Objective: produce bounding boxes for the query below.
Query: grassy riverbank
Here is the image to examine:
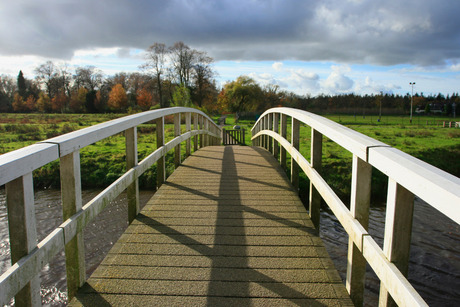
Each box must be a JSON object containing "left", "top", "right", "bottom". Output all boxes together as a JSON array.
[{"left": 1, "top": 113, "right": 459, "bottom": 204}]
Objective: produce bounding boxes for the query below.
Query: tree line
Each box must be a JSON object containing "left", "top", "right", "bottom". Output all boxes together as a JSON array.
[{"left": 1, "top": 41, "right": 459, "bottom": 116}]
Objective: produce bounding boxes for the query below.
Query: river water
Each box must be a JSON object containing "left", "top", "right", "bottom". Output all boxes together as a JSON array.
[{"left": 0, "top": 189, "right": 459, "bottom": 306}]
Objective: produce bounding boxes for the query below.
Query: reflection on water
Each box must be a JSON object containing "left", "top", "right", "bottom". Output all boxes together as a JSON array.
[
  {"left": 0, "top": 189, "right": 459, "bottom": 306},
  {"left": 0, "top": 188, "right": 154, "bottom": 306},
  {"left": 320, "top": 198, "right": 460, "bottom": 307}
]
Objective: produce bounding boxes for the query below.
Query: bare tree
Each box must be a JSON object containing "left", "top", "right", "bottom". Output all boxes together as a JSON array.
[
  {"left": 169, "top": 41, "right": 197, "bottom": 88},
  {"left": 141, "top": 43, "right": 169, "bottom": 108},
  {"left": 74, "top": 66, "right": 104, "bottom": 91},
  {"left": 193, "top": 51, "right": 214, "bottom": 107}
]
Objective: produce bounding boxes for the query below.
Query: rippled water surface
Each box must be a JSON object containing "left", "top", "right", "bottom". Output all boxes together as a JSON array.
[{"left": 0, "top": 190, "right": 459, "bottom": 306}]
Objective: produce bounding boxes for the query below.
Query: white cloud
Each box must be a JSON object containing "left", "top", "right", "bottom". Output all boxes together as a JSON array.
[{"left": 272, "top": 62, "right": 283, "bottom": 71}]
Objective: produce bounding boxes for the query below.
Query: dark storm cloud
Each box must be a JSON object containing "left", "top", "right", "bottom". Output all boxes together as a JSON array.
[{"left": 1, "top": 0, "right": 459, "bottom": 66}]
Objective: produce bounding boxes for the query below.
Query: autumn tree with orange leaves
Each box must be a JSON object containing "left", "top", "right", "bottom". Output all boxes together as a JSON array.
[{"left": 108, "top": 84, "right": 128, "bottom": 111}]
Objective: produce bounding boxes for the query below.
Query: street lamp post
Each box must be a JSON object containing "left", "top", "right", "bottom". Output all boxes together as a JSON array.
[{"left": 410, "top": 82, "right": 416, "bottom": 123}]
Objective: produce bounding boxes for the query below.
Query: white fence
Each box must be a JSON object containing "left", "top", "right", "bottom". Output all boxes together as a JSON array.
[
  {"left": 251, "top": 107, "right": 460, "bottom": 307},
  {"left": 0, "top": 107, "right": 221, "bottom": 306}
]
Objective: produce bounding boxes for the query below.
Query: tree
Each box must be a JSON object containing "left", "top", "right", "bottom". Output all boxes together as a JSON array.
[
  {"left": 51, "top": 91, "right": 67, "bottom": 113},
  {"left": 218, "top": 76, "right": 264, "bottom": 113},
  {"left": 36, "top": 92, "right": 51, "bottom": 113},
  {"left": 35, "top": 61, "right": 57, "bottom": 98},
  {"left": 17, "top": 70, "right": 27, "bottom": 98},
  {"left": 192, "top": 51, "right": 214, "bottom": 108},
  {"left": 12, "top": 93, "right": 25, "bottom": 112},
  {"left": 108, "top": 84, "right": 128, "bottom": 111},
  {"left": 141, "top": 43, "right": 169, "bottom": 108},
  {"left": 70, "top": 87, "right": 88, "bottom": 113},
  {"left": 171, "top": 84, "right": 191, "bottom": 107},
  {"left": 0, "top": 74, "right": 16, "bottom": 112},
  {"left": 74, "top": 66, "right": 103, "bottom": 91},
  {"left": 136, "top": 88, "right": 154, "bottom": 110},
  {"left": 169, "top": 41, "right": 196, "bottom": 88}
]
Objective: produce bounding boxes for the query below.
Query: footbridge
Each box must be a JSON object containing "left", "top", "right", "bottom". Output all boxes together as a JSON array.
[{"left": 0, "top": 107, "right": 459, "bottom": 306}]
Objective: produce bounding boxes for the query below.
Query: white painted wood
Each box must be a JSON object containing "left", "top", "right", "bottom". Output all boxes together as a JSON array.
[
  {"left": 346, "top": 155, "right": 372, "bottom": 306},
  {"left": 368, "top": 146, "right": 460, "bottom": 224},
  {"left": 310, "top": 128, "right": 322, "bottom": 229},
  {"left": 273, "top": 113, "right": 279, "bottom": 159},
  {"left": 60, "top": 151, "right": 86, "bottom": 299},
  {"left": 193, "top": 113, "right": 198, "bottom": 151},
  {"left": 253, "top": 107, "right": 387, "bottom": 161},
  {"left": 254, "top": 129, "right": 429, "bottom": 307},
  {"left": 363, "top": 236, "right": 427, "bottom": 307},
  {"left": 174, "top": 113, "right": 181, "bottom": 168},
  {"left": 291, "top": 118, "right": 300, "bottom": 192},
  {"left": 379, "top": 179, "right": 414, "bottom": 307},
  {"left": 42, "top": 107, "right": 220, "bottom": 157},
  {"left": 280, "top": 114, "right": 287, "bottom": 169},
  {"left": 0, "top": 143, "right": 59, "bottom": 186},
  {"left": 5, "top": 173, "right": 41, "bottom": 307},
  {"left": 125, "top": 127, "right": 139, "bottom": 224},
  {"left": 186, "top": 112, "right": 191, "bottom": 156},
  {"left": 156, "top": 117, "right": 165, "bottom": 188}
]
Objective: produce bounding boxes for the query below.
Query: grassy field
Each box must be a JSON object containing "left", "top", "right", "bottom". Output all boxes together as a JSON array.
[{"left": 1, "top": 112, "right": 459, "bottom": 204}]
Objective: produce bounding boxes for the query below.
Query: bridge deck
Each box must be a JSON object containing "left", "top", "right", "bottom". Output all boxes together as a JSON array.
[{"left": 70, "top": 146, "right": 352, "bottom": 306}]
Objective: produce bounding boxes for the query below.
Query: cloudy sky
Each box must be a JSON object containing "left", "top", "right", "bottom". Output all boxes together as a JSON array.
[{"left": 1, "top": 0, "right": 459, "bottom": 96}]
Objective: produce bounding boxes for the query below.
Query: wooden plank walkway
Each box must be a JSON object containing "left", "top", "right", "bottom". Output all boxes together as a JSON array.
[{"left": 70, "top": 146, "right": 353, "bottom": 306}]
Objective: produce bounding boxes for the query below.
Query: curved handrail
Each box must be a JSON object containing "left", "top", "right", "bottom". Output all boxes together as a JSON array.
[
  {"left": 0, "top": 107, "right": 221, "bottom": 305},
  {"left": 251, "top": 107, "right": 460, "bottom": 307}
]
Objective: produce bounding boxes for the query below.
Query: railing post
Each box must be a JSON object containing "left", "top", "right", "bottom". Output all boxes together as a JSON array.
[
  {"left": 156, "top": 117, "right": 165, "bottom": 188},
  {"left": 273, "top": 113, "right": 279, "bottom": 159},
  {"left": 260, "top": 117, "right": 265, "bottom": 148},
  {"left": 346, "top": 155, "right": 372, "bottom": 306},
  {"left": 310, "top": 128, "right": 322, "bottom": 228},
  {"left": 174, "top": 113, "right": 181, "bottom": 168},
  {"left": 5, "top": 173, "right": 41, "bottom": 307},
  {"left": 186, "top": 112, "right": 191, "bottom": 156},
  {"left": 268, "top": 113, "right": 273, "bottom": 153},
  {"left": 379, "top": 178, "right": 414, "bottom": 307},
  {"left": 194, "top": 113, "right": 198, "bottom": 151},
  {"left": 204, "top": 119, "right": 209, "bottom": 147},
  {"left": 126, "top": 127, "right": 139, "bottom": 224},
  {"left": 199, "top": 115, "right": 203, "bottom": 148},
  {"left": 280, "top": 114, "right": 287, "bottom": 169},
  {"left": 291, "top": 117, "right": 300, "bottom": 192},
  {"left": 242, "top": 128, "right": 245, "bottom": 145},
  {"left": 60, "top": 150, "right": 86, "bottom": 299}
]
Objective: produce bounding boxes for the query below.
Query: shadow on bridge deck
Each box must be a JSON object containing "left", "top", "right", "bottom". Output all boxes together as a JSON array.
[{"left": 70, "top": 146, "right": 352, "bottom": 306}]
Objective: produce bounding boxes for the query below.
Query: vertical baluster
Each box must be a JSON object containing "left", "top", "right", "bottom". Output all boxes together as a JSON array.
[
  {"left": 126, "top": 127, "right": 139, "bottom": 224},
  {"left": 260, "top": 117, "right": 265, "bottom": 148},
  {"left": 379, "top": 179, "right": 414, "bottom": 307},
  {"left": 6, "top": 173, "right": 41, "bottom": 306},
  {"left": 310, "top": 128, "right": 322, "bottom": 229},
  {"left": 174, "top": 113, "right": 181, "bottom": 168},
  {"left": 346, "top": 155, "right": 372, "bottom": 306},
  {"left": 204, "top": 119, "right": 209, "bottom": 147},
  {"left": 156, "top": 117, "right": 165, "bottom": 188},
  {"left": 291, "top": 118, "right": 300, "bottom": 192},
  {"left": 280, "top": 114, "right": 287, "bottom": 169},
  {"left": 186, "top": 112, "right": 191, "bottom": 156},
  {"left": 193, "top": 113, "right": 198, "bottom": 151},
  {"left": 242, "top": 128, "right": 245, "bottom": 145},
  {"left": 268, "top": 113, "right": 273, "bottom": 153},
  {"left": 60, "top": 151, "right": 85, "bottom": 299},
  {"left": 199, "top": 115, "right": 203, "bottom": 148},
  {"left": 273, "top": 113, "right": 279, "bottom": 159}
]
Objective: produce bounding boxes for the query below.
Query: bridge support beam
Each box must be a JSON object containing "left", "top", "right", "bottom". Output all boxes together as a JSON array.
[
  {"left": 379, "top": 179, "right": 414, "bottom": 307},
  {"left": 6, "top": 173, "right": 41, "bottom": 307},
  {"left": 60, "top": 151, "right": 86, "bottom": 299},
  {"left": 346, "top": 155, "right": 372, "bottom": 306},
  {"left": 126, "top": 127, "right": 139, "bottom": 224}
]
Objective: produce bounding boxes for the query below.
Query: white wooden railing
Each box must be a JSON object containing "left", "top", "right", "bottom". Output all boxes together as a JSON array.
[
  {"left": 251, "top": 107, "right": 460, "bottom": 307},
  {"left": 0, "top": 107, "right": 221, "bottom": 306}
]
